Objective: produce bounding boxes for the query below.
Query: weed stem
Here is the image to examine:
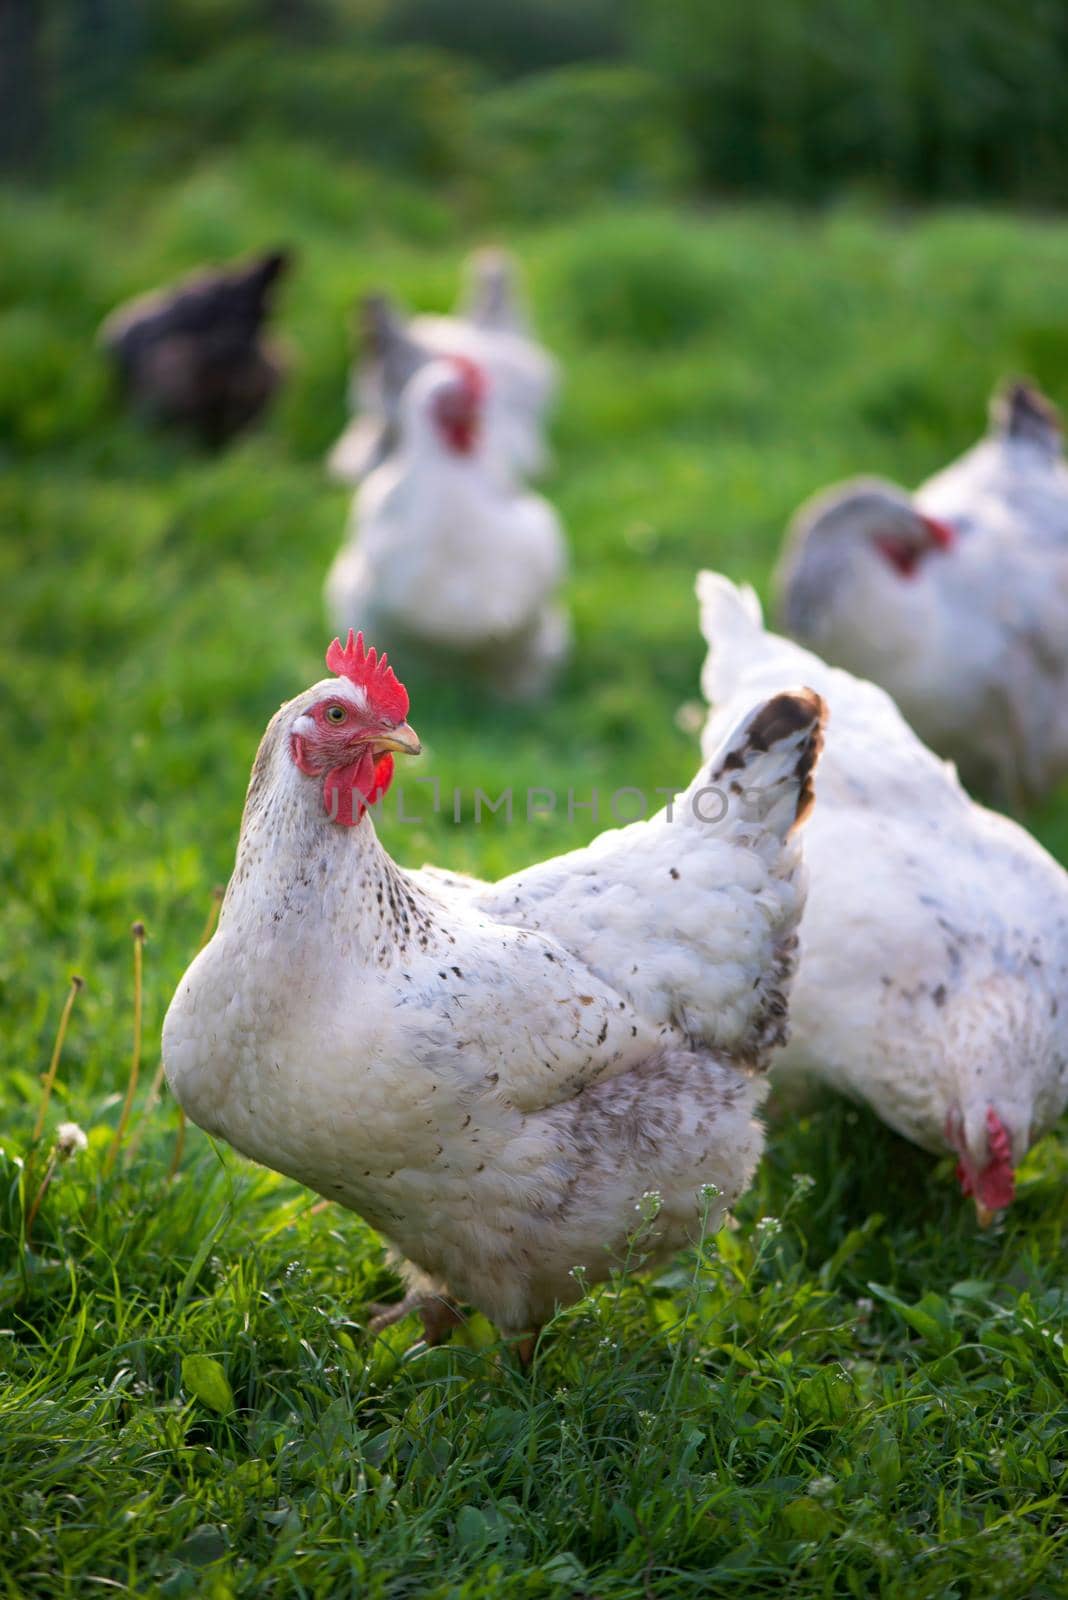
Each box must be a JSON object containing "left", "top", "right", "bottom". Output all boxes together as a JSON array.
[
  {"left": 105, "top": 923, "right": 145, "bottom": 1176},
  {"left": 31, "top": 975, "right": 84, "bottom": 1145}
]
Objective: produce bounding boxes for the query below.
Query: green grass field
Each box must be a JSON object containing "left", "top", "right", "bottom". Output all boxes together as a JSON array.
[{"left": 3, "top": 153, "right": 1068, "bottom": 1597}]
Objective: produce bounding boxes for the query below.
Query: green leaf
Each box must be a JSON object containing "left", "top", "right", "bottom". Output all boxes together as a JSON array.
[
  {"left": 795, "top": 1368, "right": 855, "bottom": 1424},
  {"left": 818, "top": 1214, "right": 884, "bottom": 1288},
  {"left": 177, "top": 1524, "right": 228, "bottom": 1566},
  {"left": 869, "top": 1423, "right": 901, "bottom": 1496},
  {"left": 542, "top": 1551, "right": 587, "bottom": 1586},
  {"left": 611, "top": 1499, "right": 639, "bottom": 1536},
  {"left": 782, "top": 1497, "right": 836, "bottom": 1539},
  {"left": 868, "top": 1284, "right": 961, "bottom": 1355},
  {"left": 455, "top": 1505, "right": 493, "bottom": 1551},
  {"left": 181, "top": 1354, "right": 234, "bottom": 1415}
]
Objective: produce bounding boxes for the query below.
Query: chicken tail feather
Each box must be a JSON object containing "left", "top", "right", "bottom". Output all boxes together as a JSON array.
[
  {"left": 696, "top": 571, "right": 766, "bottom": 706},
  {"left": 704, "top": 687, "right": 826, "bottom": 837},
  {"left": 990, "top": 377, "right": 1062, "bottom": 457}
]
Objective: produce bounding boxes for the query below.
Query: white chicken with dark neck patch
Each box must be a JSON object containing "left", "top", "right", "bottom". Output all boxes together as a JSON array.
[
  {"left": 163, "top": 630, "right": 826, "bottom": 1347},
  {"left": 775, "top": 380, "right": 1068, "bottom": 803},
  {"left": 699, "top": 571, "right": 1068, "bottom": 1224},
  {"left": 326, "top": 357, "right": 569, "bottom": 699},
  {"left": 328, "top": 251, "right": 557, "bottom": 486}
]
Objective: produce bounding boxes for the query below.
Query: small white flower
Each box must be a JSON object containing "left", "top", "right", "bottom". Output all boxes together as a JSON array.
[
  {"left": 808, "top": 1474, "right": 836, "bottom": 1499},
  {"left": 54, "top": 1122, "right": 88, "bottom": 1160}
]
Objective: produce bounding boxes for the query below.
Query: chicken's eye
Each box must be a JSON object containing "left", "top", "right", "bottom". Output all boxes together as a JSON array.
[{"left": 325, "top": 705, "right": 347, "bottom": 724}]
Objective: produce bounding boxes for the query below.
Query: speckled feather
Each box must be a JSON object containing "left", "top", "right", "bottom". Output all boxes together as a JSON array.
[
  {"left": 327, "top": 253, "right": 557, "bottom": 487},
  {"left": 163, "top": 671, "right": 823, "bottom": 1332},
  {"left": 699, "top": 572, "right": 1068, "bottom": 1206},
  {"left": 326, "top": 360, "right": 569, "bottom": 698},
  {"left": 774, "top": 380, "right": 1068, "bottom": 803}
]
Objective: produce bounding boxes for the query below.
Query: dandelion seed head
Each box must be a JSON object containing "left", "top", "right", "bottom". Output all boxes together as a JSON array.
[{"left": 54, "top": 1122, "right": 88, "bottom": 1160}]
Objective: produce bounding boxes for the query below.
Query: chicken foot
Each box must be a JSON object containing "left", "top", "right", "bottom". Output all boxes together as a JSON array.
[{"left": 366, "top": 1291, "right": 466, "bottom": 1345}]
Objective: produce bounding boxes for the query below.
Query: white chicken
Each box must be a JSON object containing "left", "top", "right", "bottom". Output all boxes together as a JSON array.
[
  {"left": 774, "top": 380, "right": 1068, "bottom": 803},
  {"left": 327, "top": 251, "right": 557, "bottom": 486},
  {"left": 163, "top": 630, "right": 826, "bottom": 1345},
  {"left": 325, "top": 356, "right": 570, "bottom": 700},
  {"left": 457, "top": 246, "right": 537, "bottom": 339},
  {"left": 699, "top": 571, "right": 1068, "bottom": 1223}
]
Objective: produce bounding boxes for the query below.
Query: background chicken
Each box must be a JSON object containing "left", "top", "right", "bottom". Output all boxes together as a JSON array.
[
  {"left": 327, "top": 250, "right": 557, "bottom": 486},
  {"left": 325, "top": 356, "right": 570, "bottom": 699},
  {"left": 774, "top": 379, "right": 1068, "bottom": 803},
  {"left": 99, "top": 249, "right": 291, "bottom": 447},
  {"left": 699, "top": 572, "right": 1068, "bottom": 1222},
  {"left": 455, "top": 247, "right": 537, "bottom": 340},
  {"left": 163, "top": 631, "right": 825, "bottom": 1345}
]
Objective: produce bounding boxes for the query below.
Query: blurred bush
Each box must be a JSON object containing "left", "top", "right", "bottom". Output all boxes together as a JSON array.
[
  {"left": 8, "top": 0, "right": 1068, "bottom": 206},
  {"left": 381, "top": 0, "right": 623, "bottom": 75},
  {"left": 634, "top": 0, "right": 1068, "bottom": 204},
  {"left": 473, "top": 66, "right": 692, "bottom": 217},
  {"left": 556, "top": 214, "right": 723, "bottom": 346},
  {"left": 123, "top": 42, "right": 474, "bottom": 179},
  {"left": 0, "top": 308, "right": 110, "bottom": 449}
]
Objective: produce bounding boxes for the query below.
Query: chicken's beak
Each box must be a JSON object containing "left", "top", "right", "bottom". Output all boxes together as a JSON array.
[
  {"left": 372, "top": 722, "right": 421, "bottom": 757},
  {"left": 974, "top": 1200, "right": 996, "bottom": 1228}
]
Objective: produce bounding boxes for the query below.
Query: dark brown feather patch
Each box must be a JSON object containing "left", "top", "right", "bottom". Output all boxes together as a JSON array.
[
  {"left": 743, "top": 688, "right": 827, "bottom": 832},
  {"left": 991, "top": 378, "right": 1062, "bottom": 453}
]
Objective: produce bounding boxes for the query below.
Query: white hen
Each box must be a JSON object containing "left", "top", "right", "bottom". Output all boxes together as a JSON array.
[
  {"left": 328, "top": 252, "right": 557, "bottom": 486},
  {"left": 775, "top": 380, "right": 1068, "bottom": 802},
  {"left": 699, "top": 572, "right": 1068, "bottom": 1223},
  {"left": 325, "top": 357, "right": 569, "bottom": 699},
  {"left": 163, "top": 630, "right": 825, "bottom": 1343}
]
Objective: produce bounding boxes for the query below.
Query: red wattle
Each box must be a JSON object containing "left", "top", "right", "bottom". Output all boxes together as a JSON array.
[
  {"left": 323, "top": 751, "right": 395, "bottom": 826},
  {"left": 976, "top": 1108, "right": 1015, "bottom": 1210},
  {"left": 441, "top": 415, "right": 479, "bottom": 454},
  {"left": 875, "top": 535, "right": 922, "bottom": 579},
  {"left": 953, "top": 1108, "right": 1016, "bottom": 1212}
]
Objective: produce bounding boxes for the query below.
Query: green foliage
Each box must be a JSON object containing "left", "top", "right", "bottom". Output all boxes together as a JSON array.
[
  {"left": 474, "top": 65, "right": 693, "bottom": 219},
  {"left": 22, "top": 0, "right": 1068, "bottom": 204},
  {"left": 552, "top": 211, "right": 725, "bottom": 346},
  {"left": 382, "top": 0, "right": 624, "bottom": 75},
  {"left": 3, "top": 163, "right": 1068, "bottom": 1595},
  {"left": 635, "top": 0, "right": 1068, "bottom": 203},
  {"left": 125, "top": 41, "right": 475, "bottom": 179}
]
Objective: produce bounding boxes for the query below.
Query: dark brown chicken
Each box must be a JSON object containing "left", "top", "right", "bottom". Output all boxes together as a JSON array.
[{"left": 99, "top": 250, "right": 291, "bottom": 447}]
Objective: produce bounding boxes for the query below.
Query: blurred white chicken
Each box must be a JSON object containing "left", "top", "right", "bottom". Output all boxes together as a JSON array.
[
  {"left": 163, "top": 630, "right": 826, "bottom": 1345},
  {"left": 328, "top": 250, "right": 557, "bottom": 485},
  {"left": 326, "top": 356, "right": 570, "bottom": 699},
  {"left": 699, "top": 572, "right": 1068, "bottom": 1223},
  {"left": 775, "top": 380, "right": 1068, "bottom": 803}
]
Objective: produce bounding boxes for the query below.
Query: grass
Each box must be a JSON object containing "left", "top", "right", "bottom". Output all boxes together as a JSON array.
[{"left": 2, "top": 148, "right": 1068, "bottom": 1596}]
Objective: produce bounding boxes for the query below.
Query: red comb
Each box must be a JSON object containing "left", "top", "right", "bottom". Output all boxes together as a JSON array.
[
  {"left": 449, "top": 354, "right": 487, "bottom": 400},
  {"left": 325, "top": 630, "right": 409, "bottom": 722},
  {"left": 985, "top": 1107, "right": 1012, "bottom": 1166}
]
